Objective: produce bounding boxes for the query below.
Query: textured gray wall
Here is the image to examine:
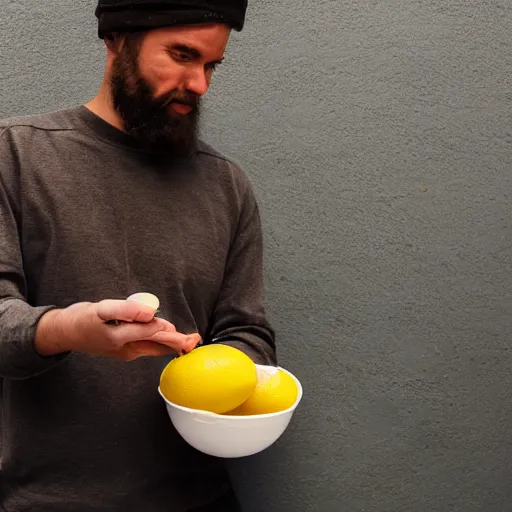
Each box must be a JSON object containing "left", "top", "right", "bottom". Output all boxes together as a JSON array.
[{"left": 2, "top": 1, "right": 512, "bottom": 511}]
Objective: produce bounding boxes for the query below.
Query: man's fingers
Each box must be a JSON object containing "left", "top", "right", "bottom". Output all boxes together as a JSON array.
[
  {"left": 103, "top": 342, "right": 178, "bottom": 361},
  {"left": 105, "top": 334, "right": 202, "bottom": 361},
  {"left": 94, "top": 298, "right": 200, "bottom": 355},
  {"left": 124, "top": 336, "right": 200, "bottom": 360},
  {"left": 145, "top": 330, "right": 194, "bottom": 350},
  {"left": 104, "top": 319, "right": 179, "bottom": 347},
  {"left": 183, "top": 333, "right": 202, "bottom": 352},
  {"left": 152, "top": 318, "right": 177, "bottom": 333},
  {"left": 96, "top": 299, "right": 158, "bottom": 324},
  {"left": 124, "top": 341, "right": 178, "bottom": 358}
]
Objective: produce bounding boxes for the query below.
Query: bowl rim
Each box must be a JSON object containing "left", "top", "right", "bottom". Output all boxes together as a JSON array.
[{"left": 158, "top": 364, "right": 303, "bottom": 420}]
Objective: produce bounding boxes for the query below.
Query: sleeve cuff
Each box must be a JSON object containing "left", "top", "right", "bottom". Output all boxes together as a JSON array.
[{"left": 0, "top": 300, "right": 70, "bottom": 380}]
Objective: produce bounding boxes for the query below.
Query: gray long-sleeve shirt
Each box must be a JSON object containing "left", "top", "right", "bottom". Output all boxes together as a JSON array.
[{"left": 0, "top": 106, "right": 276, "bottom": 511}]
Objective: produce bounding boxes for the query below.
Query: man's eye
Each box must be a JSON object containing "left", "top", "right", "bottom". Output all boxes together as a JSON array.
[
  {"left": 206, "top": 63, "right": 218, "bottom": 72},
  {"left": 172, "top": 52, "right": 192, "bottom": 62}
]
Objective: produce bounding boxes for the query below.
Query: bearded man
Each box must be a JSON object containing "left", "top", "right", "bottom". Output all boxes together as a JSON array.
[{"left": 0, "top": 1, "right": 276, "bottom": 510}]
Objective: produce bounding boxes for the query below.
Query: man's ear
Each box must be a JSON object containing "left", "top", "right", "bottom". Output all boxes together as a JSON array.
[{"left": 104, "top": 33, "right": 124, "bottom": 54}]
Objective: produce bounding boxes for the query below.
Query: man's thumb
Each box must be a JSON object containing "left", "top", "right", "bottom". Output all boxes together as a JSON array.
[{"left": 96, "top": 299, "right": 157, "bottom": 324}]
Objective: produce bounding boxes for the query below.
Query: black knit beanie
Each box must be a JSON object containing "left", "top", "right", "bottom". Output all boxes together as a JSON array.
[{"left": 95, "top": 0, "right": 248, "bottom": 39}]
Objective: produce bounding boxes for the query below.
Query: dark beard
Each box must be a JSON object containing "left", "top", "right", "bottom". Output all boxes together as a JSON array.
[{"left": 110, "top": 41, "right": 200, "bottom": 155}]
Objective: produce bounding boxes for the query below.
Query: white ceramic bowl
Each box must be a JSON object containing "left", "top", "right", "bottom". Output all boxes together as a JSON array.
[{"left": 158, "top": 364, "right": 303, "bottom": 458}]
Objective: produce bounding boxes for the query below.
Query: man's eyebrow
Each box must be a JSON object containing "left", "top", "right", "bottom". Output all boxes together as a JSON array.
[
  {"left": 170, "top": 44, "right": 201, "bottom": 59},
  {"left": 168, "top": 44, "right": 225, "bottom": 65}
]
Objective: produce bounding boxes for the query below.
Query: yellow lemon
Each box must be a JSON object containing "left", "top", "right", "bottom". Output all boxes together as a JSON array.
[
  {"left": 159, "top": 344, "right": 257, "bottom": 414},
  {"left": 227, "top": 368, "right": 298, "bottom": 415}
]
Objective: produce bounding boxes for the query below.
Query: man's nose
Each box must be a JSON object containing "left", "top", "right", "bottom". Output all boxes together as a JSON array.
[{"left": 184, "top": 67, "right": 210, "bottom": 97}]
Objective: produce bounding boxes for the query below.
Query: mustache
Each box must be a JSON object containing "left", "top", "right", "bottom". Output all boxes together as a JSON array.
[{"left": 159, "top": 91, "right": 200, "bottom": 109}]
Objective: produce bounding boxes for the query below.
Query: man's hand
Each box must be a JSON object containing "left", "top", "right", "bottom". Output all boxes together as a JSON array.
[{"left": 34, "top": 299, "right": 200, "bottom": 361}]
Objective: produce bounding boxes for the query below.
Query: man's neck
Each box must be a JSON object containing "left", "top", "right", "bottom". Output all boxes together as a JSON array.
[{"left": 84, "top": 81, "right": 126, "bottom": 133}]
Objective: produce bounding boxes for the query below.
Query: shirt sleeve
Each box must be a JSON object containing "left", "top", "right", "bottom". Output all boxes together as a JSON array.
[
  {"left": 207, "top": 173, "right": 277, "bottom": 366},
  {"left": 0, "top": 128, "right": 68, "bottom": 380}
]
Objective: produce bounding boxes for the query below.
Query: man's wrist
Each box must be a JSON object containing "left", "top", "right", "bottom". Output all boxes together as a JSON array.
[{"left": 34, "top": 308, "right": 72, "bottom": 357}]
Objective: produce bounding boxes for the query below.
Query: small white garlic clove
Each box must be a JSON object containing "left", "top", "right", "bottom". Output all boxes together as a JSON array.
[{"left": 126, "top": 292, "right": 160, "bottom": 311}]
